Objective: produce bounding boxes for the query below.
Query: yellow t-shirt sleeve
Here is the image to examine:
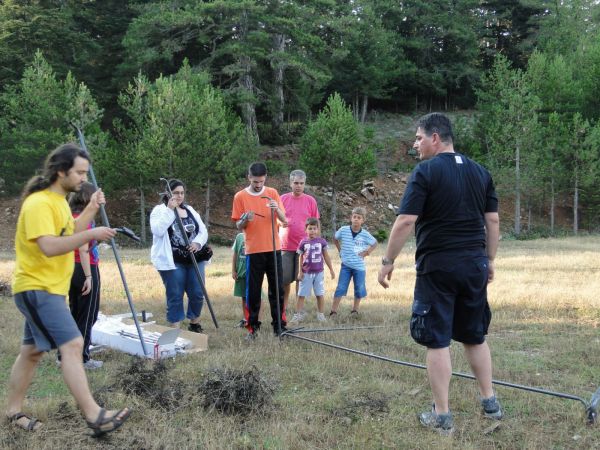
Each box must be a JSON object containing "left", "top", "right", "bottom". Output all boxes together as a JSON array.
[{"left": 22, "top": 198, "right": 63, "bottom": 241}]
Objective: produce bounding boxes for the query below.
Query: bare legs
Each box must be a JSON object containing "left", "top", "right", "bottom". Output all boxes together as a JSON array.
[
  {"left": 330, "top": 296, "right": 362, "bottom": 314},
  {"left": 330, "top": 296, "right": 342, "bottom": 313},
  {"left": 7, "top": 345, "right": 44, "bottom": 427},
  {"left": 464, "top": 342, "right": 494, "bottom": 399},
  {"left": 6, "top": 338, "right": 128, "bottom": 427},
  {"left": 425, "top": 341, "right": 495, "bottom": 414},
  {"left": 426, "top": 348, "right": 452, "bottom": 414},
  {"left": 58, "top": 338, "right": 101, "bottom": 420}
]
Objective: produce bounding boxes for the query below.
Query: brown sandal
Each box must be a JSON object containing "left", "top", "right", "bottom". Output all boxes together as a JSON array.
[
  {"left": 86, "top": 407, "right": 131, "bottom": 437},
  {"left": 8, "top": 412, "right": 42, "bottom": 431}
]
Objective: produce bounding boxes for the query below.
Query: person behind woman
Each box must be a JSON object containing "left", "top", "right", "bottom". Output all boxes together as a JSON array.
[
  {"left": 150, "top": 179, "right": 208, "bottom": 332},
  {"left": 66, "top": 182, "right": 103, "bottom": 369}
]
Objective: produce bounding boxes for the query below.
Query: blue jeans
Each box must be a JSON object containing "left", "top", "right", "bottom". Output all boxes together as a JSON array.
[
  {"left": 159, "top": 261, "right": 206, "bottom": 323},
  {"left": 334, "top": 264, "right": 367, "bottom": 299}
]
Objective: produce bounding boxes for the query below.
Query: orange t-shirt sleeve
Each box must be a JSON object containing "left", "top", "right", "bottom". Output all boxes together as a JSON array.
[
  {"left": 274, "top": 191, "right": 285, "bottom": 215},
  {"left": 232, "top": 191, "right": 244, "bottom": 221}
]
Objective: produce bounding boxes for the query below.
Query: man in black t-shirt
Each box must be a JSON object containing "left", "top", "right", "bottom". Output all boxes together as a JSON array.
[{"left": 378, "top": 113, "right": 502, "bottom": 435}]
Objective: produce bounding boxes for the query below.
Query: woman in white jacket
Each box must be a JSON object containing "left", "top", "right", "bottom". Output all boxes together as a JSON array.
[{"left": 150, "top": 179, "right": 208, "bottom": 332}]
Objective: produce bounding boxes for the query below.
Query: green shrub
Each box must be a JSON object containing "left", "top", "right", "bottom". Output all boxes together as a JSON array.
[{"left": 373, "top": 229, "right": 388, "bottom": 242}]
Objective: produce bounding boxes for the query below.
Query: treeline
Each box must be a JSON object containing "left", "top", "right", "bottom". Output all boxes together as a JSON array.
[
  {"left": 3, "top": 0, "right": 594, "bottom": 135},
  {"left": 1, "top": 0, "right": 600, "bottom": 235}
]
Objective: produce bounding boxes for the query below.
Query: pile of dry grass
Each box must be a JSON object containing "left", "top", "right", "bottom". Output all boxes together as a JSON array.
[
  {"left": 199, "top": 366, "right": 275, "bottom": 416},
  {"left": 116, "top": 357, "right": 190, "bottom": 411},
  {"left": 0, "top": 278, "right": 11, "bottom": 296}
]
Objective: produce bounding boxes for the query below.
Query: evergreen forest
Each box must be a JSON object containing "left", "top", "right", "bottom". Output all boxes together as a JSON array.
[{"left": 1, "top": 0, "right": 600, "bottom": 235}]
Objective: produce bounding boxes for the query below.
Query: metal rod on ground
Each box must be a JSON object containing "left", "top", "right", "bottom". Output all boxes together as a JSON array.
[
  {"left": 262, "top": 195, "right": 283, "bottom": 336},
  {"left": 72, "top": 124, "right": 149, "bottom": 356},
  {"left": 286, "top": 325, "right": 386, "bottom": 334},
  {"left": 283, "top": 331, "right": 599, "bottom": 424},
  {"left": 160, "top": 178, "right": 219, "bottom": 329}
]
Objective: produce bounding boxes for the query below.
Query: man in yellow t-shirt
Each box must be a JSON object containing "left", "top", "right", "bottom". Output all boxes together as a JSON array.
[
  {"left": 6, "top": 143, "right": 131, "bottom": 437},
  {"left": 231, "top": 162, "right": 288, "bottom": 337}
]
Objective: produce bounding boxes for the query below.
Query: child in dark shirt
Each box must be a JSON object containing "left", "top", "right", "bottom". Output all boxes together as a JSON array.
[{"left": 290, "top": 218, "right": 335, "bottom": 323}]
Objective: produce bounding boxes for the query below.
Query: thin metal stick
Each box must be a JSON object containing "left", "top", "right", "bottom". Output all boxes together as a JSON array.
[
  {"left": 285, "top": 325, "right": 386, "bottom": 334},
  {"left": 262, "top": 196, "right": 282, "bottom": 336},
  {"left": 283, "top": 332, "right": 593, "bottom": 410},
  {"left": 72, "top": 125, "right": 149, "bottom": 356},
  {"left": 161, "top": 178, "right": 218, "bottom": 328}
]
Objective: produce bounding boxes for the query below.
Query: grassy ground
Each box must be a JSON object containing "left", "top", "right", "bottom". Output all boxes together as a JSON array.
[{"left": 0, "top": 237, "right": 599, "bottom": 449}]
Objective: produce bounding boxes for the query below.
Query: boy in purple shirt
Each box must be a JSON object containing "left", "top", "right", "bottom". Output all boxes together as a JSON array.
[{"left": 290, "top": 218, "right": 335, "bottom": 323}]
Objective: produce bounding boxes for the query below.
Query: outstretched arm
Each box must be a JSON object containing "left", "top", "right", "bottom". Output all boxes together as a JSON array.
[
  {"left": 37, "top": 227, "right": 116, "bottom": 257},
  {"left": 377, "top": 214, "right": 417, "bottom": 288}
]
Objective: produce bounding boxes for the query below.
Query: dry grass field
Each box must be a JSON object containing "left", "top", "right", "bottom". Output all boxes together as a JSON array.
[{"left": 0, "top": 236, "right": 599, "bottom": 449}]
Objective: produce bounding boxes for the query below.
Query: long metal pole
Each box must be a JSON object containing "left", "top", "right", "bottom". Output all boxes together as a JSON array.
[
  {"left": 160, "top": 178, "right": 218, "bottom": 328},
  {"left": 283, "top": 332, "right": 600, "bottom": 424},
  {"left": 73, "top": 125, "right": 149, "bottom": 356},
  {"left": 286, "top": 325, "right": 386, "bottom": 334},
  {"left": 262, "top": 196, "right": 282, "bottom": 336}
]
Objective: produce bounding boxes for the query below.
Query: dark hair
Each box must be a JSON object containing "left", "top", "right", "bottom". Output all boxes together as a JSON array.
[
  {"left": 69, "top": 182, "right": 96, "bottom": 213},
  {"left": 162, "top": 179, "right": 185, "bottom": 205},
  {"left": 248, "top": 162, "right": 267, "bottom": 177},
  {"left": 305, "top": 217, "right": 320, "bottom": 228},
  {"left": 22, "top": 143, "right": 90, "bottom": 199},
  {"left": 416, "top": 113, "right": 454, "bottom": 144}
]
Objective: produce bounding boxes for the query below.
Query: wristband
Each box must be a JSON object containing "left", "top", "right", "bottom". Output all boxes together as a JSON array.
[{"left": 85, "top": 275, "right": 92, "bottom": 278}]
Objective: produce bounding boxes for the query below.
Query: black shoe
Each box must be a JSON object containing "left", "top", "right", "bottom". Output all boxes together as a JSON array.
[
  {"left": 234, "top": 319, "right": 247, "bottom": 328},
  {"left": 188, "top": 323, "right": 203, "bottom": 333},
  {"left": 274, "top": 325, "right": 288, "bottom": 337}
]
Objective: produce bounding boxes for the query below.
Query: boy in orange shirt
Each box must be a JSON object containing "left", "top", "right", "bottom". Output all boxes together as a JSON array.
[{"left": 231, "top": 162, "right": 288, "bottom": 337}]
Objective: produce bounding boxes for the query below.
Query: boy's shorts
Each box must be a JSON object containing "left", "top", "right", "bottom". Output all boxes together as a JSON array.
[
  {"left": 14, "top": 290, "right": 82, "bottom": 352},
  {"left": 281, "top": 251, "right": 298, "bottom": 285},
  {"left": 298, "top": 271, "right": 325, "bottom": 297},
  {"left": 409, "top": 254, "right": 491, "bottom": 349},
  {"left": 333, "top": 264, "right": 367, "bottom": 298},
  {"left": 233, "top": 277, "right": 246, "bottom": 298}
]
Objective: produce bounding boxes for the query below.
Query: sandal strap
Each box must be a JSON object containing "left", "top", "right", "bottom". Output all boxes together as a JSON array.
[
  {"left": 9, "top": 412, "right": 27, "bottom": 422},
  {"left": 87, "top": 408, "right": 131, "bottom": 437},
  {"left": 87, "top": 408, "right": 106, "bottom": 428},
  {"left": 27, "top": 418, "right": 39, "bottom": 431},
  {"left": 8, "top": 412, "right": 40, "bottom": 431}
]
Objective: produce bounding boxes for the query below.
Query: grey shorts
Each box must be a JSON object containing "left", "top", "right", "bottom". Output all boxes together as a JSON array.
[
  {"left": 298, "top": 272, "right": 325, "bottom": 297},
  {"left": 14, "top": 290, "right": 82, "bottom": 352},
  {"left": 281, "top": 251, "right": 299, "bottom": 285}
]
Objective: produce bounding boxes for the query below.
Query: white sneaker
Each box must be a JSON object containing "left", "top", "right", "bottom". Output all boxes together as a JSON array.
[
  {"left": 316, "top": 312, "right": 327, "bottom": 322},
  {"left": 83, "top": 359, "right": 104, "bottom": 370},
  {"left": 89, "top": 344, "right": 107, "bottom": 354},
  {"left": 290, "top": 311, "right": 306, "bottom": 323}
]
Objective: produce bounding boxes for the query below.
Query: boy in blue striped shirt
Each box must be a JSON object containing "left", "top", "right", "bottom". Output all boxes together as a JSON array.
[{"left": 330, "top": 207, "right": 377, "bottom": 317}]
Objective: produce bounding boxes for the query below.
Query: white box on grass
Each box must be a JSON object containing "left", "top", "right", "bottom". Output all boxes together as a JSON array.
[{"left": 91, "top": 313, "right": 208, "bottom": 359}]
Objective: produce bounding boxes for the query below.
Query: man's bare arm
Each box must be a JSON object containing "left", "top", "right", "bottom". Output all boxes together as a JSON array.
[
  {"left": 484, "top": 212, "right": 500, "bottom": 282},
  {"left": 377, "top": 214, "right": 417, "bottom": 288},
  {"left": 37, "top": 227, "right": 116, "bottom": 257}
]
